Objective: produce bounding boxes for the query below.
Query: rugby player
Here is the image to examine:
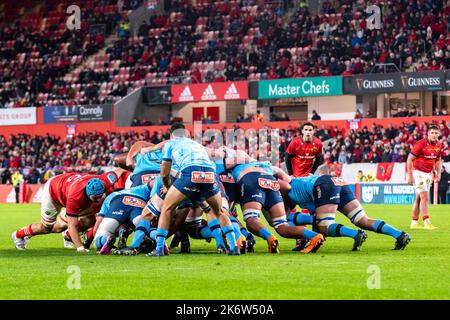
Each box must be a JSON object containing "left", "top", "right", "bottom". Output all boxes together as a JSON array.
[
  {"left": 11, "top": 170, "right": 123, "bottom": 252},
  {"left": 407, "top": 125, "right": 442, "bottom": 230},
  {"left": 280, "top": 175, "right": 411, "bottom": 250}
]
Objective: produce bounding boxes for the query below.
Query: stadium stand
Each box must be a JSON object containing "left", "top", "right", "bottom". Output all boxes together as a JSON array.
[{"left": 1, "top": 0, "right": 449, "bottom": 108}]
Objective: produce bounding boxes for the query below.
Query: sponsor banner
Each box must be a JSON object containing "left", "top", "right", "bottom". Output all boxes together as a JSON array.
[
  {"left": 359, "top": 184, "right": 416, "bottom": 204},
  {"left": 343, "top": 71, "right": 445, "bottom": 94},
  {"left": 258, "top": 76, "right": 342, "bottom": 99},
  {"left": 143, "top": 86, "right": 171, "bottom": 104},
  {"left": 0, "top": 184, "right": 42, "bottom": 203},
  {"left": 77, "top": 104, "right": 113, "bottom": 122},
  {"left": 43, "top": 106, "right": 78, "bottom": 123},
  {"left": 446, "top": 71, "right": 450, "bottom": 90},
  {"left": 0, "top": 107, "right": 37, "bottom": 126},
  {"left": 171, "top": 81, "right": 248, "bottom": 103}
]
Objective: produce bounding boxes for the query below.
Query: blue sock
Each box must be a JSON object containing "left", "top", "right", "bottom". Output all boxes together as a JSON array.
[
  {"left": 95, "top": 235, "right": 107, "bottom": 249},
  {"left": 208, "top": 218, "right": 225, "bottom": 248},
  {"left": 301, "top": 228, "right": 318, "bottom": 240},
  {"left": 229, "top": 216, "right": 243, "bottom": 239},
  {"left": 259, "top": 228, "right": 272, "bottom": 241},
  {"left": 149, "top": 228, "right": 157, "bottom": 241},
  {"left": 328, "top": 223, "right": 358, "bottom": 238},
  {"left": 373, "top": 220, "right": 402, "bottom": 239},
  {"left": 222, "top": 225, "right": 237, "bottom": 251},
  {"left": 288, "top": 212, "right": 314, "bottom": 225},
  {"left": 130, "top": 220, "right": 151, "bottom": 248},
  {"left": 155, "top": 228, "right": 169, "bottom": 253},
  {"left": 240, "top": 227, "right": 250, "bottom": 238}
]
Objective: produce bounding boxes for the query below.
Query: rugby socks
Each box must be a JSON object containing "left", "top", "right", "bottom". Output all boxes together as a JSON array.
[
  {"left": 259, "top": 228, "right": 272, "bottom": 241},
  {"left": 15, "top": 225, "right": 34, "bottom": 239},
  {"left": 288, "top": 212, "right": 314, "bottom": 226},
  {"left": 327, "top": 223, "right": 358, "bottom": 239},
  {"left": 373, "top": 220, "right": 402, "bottom": 239},
  {"left": 155, "top": 228, "right": 169, "bottom": 254},
  {"left": 221, "top": 225, "right": 237, "bottom": 251},
  {"left": 149, "top": 227, "right": 157, "bottom": 241},
  {"left": 208, "top": 218, "right": 226, "bottom": 248},
  {"left": 411, "top": 215, "right": 419, "bottom": 226},
  {"left": 130, "top": 220, "right": 151, "bottom": 248},
  {"left": 301, "top": 228, "right": 318, "bottom": 240},
  {"left": 191, "top": 225, "right": 212, "bottom": 239},
  {"left": 229, "top": 216, "right": 244, "bottom": 240},
  {"left": 422, "top": 214, "right": 431, "bottom": 225},
  {"left": 95, "top": 235, "right": 107, "bottom": 249}
]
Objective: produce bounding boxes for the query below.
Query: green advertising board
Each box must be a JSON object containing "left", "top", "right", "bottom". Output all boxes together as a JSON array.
[{"left": 258, "top": 76, "right": 343, "bottom": 99}]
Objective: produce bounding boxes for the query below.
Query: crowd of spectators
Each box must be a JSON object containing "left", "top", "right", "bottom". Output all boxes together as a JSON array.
[
  {"left": 2, "top": 118, "right": 450, "bottom": 184},
  {"left": 3, "top": 0, "right": 449, "bottom": 109}
]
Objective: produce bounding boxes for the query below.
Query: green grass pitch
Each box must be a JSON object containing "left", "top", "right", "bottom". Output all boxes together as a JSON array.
[{"left": 1, "top": 203, "right": 449, "bottom": 300}]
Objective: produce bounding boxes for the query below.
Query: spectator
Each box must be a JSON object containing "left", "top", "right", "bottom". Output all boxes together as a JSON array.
[
  {"left": 11, "top": 169, "right": 24, "bottom": 203},
  {"left": 311, "top": 110, "right": 321, "bottom": 120}
]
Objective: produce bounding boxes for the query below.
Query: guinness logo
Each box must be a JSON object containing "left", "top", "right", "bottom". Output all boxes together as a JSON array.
[
  {"left": 401, "top": 75, "right": 409, "bottom": 88},
  {"left": 356, "top": 78, "right": 364, "bottom": 90}
]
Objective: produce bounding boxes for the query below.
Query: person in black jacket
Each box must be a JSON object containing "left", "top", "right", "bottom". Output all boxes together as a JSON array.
[{"left": 438, "top": 165, "right": 450, "bottom": 204}]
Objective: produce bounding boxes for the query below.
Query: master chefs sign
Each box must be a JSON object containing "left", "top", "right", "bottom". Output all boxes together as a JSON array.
[{"left": 258, "top": 76, "right": 343, "bottom": 99}]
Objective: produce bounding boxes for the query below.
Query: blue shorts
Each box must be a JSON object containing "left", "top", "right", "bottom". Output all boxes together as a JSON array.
[
  {"left": 130, "top": 170, "right": 160, "bottom": 187},
  {"left": 100, "top": 195, "right": 146, "bottom": 227},
  {"left": 219, "top": 172, "right": 238, "bottom": 203},
  {"left": 313, "top": 175, "right": 342, "bottom": 208},
  {"left": 172, "top": 166, "right": 219, "bottom": 204},
  {"left": 238, "top": 172, "right": 283, "bottom": 209},
  {"left": 337, "top": 184, "right": 357, "bottom": 212}
]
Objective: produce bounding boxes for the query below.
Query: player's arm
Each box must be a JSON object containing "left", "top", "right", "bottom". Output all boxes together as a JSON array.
[
  {"left": 113, "top": 152, "right": 132, "bottom": 170},
  {"left": 126, "top": 141, "right": 154, "bottom": 167},
  {"left": 285, "top": 139, "right": 297, "bottom": 176},
  {"left": 66, "top": 215, "right": 85, "bottom": 251},
  {"left": 272, "top": 166, "right": 292, "bottom": 183},
  {"left": 160, "top": 161, "right": 172, "bottom": 190},
  {"left": 435, "top": 157, "right": 442, "bottom": 182},
  {"left": 406, "top": 153, "right": 416, "bottom": 185},
  {"left": 140, "top": 140, "right": 168, "bottom": 155}
]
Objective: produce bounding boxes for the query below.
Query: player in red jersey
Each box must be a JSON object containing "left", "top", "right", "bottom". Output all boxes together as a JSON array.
[
  {"left": 11, "top": 169, "right": 125, "bottom": 252},
  {"left": 407, "top": 125, "right": 442, "bottom": 230},
  {"left": 285, "top": 122, "right": 324, "bottom": 178},
  {"left": 285, "top": 122, "right": 323, "bottom": 250}
]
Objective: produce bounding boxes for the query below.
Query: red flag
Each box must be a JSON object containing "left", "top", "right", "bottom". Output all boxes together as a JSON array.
[{"left": 376, "top": 163, "right": 394, "bottom": 181}]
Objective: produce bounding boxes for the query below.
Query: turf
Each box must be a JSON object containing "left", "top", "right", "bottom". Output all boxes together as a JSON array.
[{"left": 1, "top": 204, "right": 449, "bottom": 300}]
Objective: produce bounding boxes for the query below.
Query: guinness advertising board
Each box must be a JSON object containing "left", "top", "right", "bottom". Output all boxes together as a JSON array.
[{"left": 343, "top": 71, "right": 445, "bottom": 94}]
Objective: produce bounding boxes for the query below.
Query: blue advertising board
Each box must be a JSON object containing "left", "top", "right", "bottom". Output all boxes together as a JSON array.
[
  {"left": 43, "top": 106, "right": 78, "bottom": 123},
  {"left": 359, "top": 184, "right": 416, "bottom": 204}
]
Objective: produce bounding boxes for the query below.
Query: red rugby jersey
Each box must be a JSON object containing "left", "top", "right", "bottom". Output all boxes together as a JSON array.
[
  {"left": 411, "top": 138, "right": 442, "bottom": 173},
  {"left": 49, "top": 172, "right": 117, "bottom": 216},
  {"left": 286, "top": 137, "right": 323, "bottom": 177}
]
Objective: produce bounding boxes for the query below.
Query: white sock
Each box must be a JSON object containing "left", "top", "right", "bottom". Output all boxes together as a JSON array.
[{"left": 423, "top": 218, "right": 430, "bottom": 225}]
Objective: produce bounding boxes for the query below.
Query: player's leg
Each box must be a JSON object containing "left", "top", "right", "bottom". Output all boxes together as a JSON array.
[
  {"left": 95, "top": 217, "right": 120, "bottom": 255},
  {"left": 206, "top": 192, "right": 239, "bottom": 255},
  {"left": 152, "top": 186, "right": 188, "bottom": 256},
  {"left": 411, "top": 193, "right": 421, "bottom": 229},
  {"left": 267, "top": 201, "right": 324, "bottom": 254},
  {"left": 413, "top": 170, "right": 436, "bottom": 229},
  {"left": 12, "top": 191, "right": 62, "bottom": 249},
  {"left": 340, "top": 199, "right": 411, "bottom": 250}
]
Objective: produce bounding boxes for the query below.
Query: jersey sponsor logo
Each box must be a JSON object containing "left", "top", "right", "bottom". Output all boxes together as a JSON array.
[
  {"left": 191, "top": 171, "right": 215, "bottom": 183},
  {"left": 331, "top": 177, "right": 347, "bottom": 186},
  {"left": 122, "top": 196, "right": 146, "bottom": 208},
  {"left": 219, "top": 173, "right": 235, "bottom": 183},
  {"left": 258, "top": 178, "right": 280, "bottom": 191},
  {"left": 112, "top": 210, "right": 124, "bottom": 216},
  {"left": 141, "top": 174, "right": 159, "bottom": 184}
]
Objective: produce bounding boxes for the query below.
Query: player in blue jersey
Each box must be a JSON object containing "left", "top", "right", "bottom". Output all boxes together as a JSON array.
[
  {"left": 126, "top": 141, "right": 164, "bottom": 187},
  {"left": 231, "top": 160, "right": 325, "bottom": 254},
  {"left": 94, "top": 182, "right": 162, "bottom": 255},
  {"left": 148, "top": 123, "right": 239, "bottom": 256},
  {"left": 280, "top": 175, "right": 411, "bottom": 250}
]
